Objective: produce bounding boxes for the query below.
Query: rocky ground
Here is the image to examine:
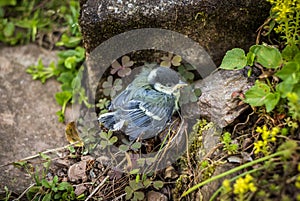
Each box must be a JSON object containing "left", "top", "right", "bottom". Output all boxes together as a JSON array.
[{"left": 0, "top": 44, "right": 68, "bottom": 193}]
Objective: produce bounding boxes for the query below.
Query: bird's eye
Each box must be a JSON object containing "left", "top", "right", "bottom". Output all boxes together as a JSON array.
[{"left": 166, "top": 83, "right": 172, "bottom": 87}]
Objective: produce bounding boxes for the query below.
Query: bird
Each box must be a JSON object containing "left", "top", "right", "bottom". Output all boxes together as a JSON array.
[{"left": 98, "top": 66, "right": 187, "bottom": 141}]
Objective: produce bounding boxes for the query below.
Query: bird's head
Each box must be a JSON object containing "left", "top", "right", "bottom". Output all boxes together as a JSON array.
[{"left": 147, "top": 67, "right": 187, "bottom": 95}]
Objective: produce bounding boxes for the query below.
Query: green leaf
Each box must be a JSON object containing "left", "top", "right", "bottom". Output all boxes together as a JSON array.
[
  {"left": 56, "top": 110, "right": 65, "bottom": 123},
  {"left": 54, "top": 192, "right": 62, "bottom": 199},
  {"left": 56, "top": 33, "right": 82, "bottom": 48},
  {"left": 125, "top": 186, "right": 133, "bottom": 200},
  {"left": 109, "top": 136, "right": 118, "bottom": 144},
  {"left": 245, "top": 81, "right": 271, "bottom": 106},
  {"left": 220, "top": 48, "right": 247, "bottom": 70},
  {"left": 42, "top": 193, "right": 52, "bottom": 201},
  {"left": 57, "top": 71, "right": 75, "bottom": 85},
  {"left": 129, "top": 180, "right": 143, "bottom": 191},
  {"left": 265, "top": 92, "right": 280, "bottom": 112},
  {"left": 3, "top": 22, "right": 15, "bottom": 37},
  {"left": 100, "top": 141, "right": 108, "bottom": 149},
  {"left": 107, "top": 130, "right": 113, "bottom": 138},
  {"left": 57, "top": 182, "right": 72, "bottom": 191},
  {"left": 58, "top": 71, "right": 76, "bottom": 92},
  {"left": 248, "top": 45, "right": 261, "bottom": 54},
  {"left": 52, "top": 176, "right": 58, "bottom": 185},
  {"left": 131, "top": 142, "right": 142, "bottom": 150},
  {"left": 100, "top": 131, "right": 108, "bottom": 139},
  {"left": 41, "top": 179, "right": 51, "bottom": 189},
  {"left": 153, "top": 180, "right": 164, "bottom": 190},
  {"left": 275, "top": 62, "right": 299, "bottom": 81},
  {"left": 0, "top": 0, "right": 16, "bottom": 6},
  {"left": 134, "top": 191, "right": 145, "bottom": 200},
  {"left": 143, "top": 179, "right": 151, "bottom": 188},
  {"left": 129, "top": 168, "right": 140, "bottom": 175},
  {"left": 246, "top": 51, "right": 256, "bottom": 66},
  {"left": 276, "top": 81, "right": 295, "bottom": 98},
  {"left": 13, "top": 161, "right": 27, "bottom": 167},
  {"left": 64, "top": 56, "right": 77, "bottom": 69},
  {"left": 26, "top": 186, "right": 41, "bottom": 200},
  {"left": 255, "top": 45, "right": 282, "bottom": 68},
  {"left": 55, "top": 91, "right": 72, "bottom": 106},
  {"left": 282, "top": 44, "right": 300, "bottom": 61}
]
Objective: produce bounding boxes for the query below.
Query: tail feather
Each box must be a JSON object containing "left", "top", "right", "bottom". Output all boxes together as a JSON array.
[{"left": 98, "top": 112, "right": 116, "bottom": 130}]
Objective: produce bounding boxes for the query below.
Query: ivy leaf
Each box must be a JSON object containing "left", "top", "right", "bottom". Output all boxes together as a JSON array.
[
  {"left": 255, "top": 45, "right": 282, "bottom": 68},
  {"left": 245, "top": 81, "right": 270, "bottom": 106},
  {"left": 220, "top": 48, "right": 247, "bottom": 70}
]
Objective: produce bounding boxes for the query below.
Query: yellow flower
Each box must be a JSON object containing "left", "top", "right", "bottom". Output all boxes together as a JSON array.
[
  {"left": 233, "top": 174, "right": 257, "bottom": 195},
  {"left": 262, "top": 125, "right": 268, "bottom": 132},
  {"left": 256, "top": 126, "right": 263, "bottom": 133},
  {"left": 245, "top": 174, "right": 253, "bottom": 182},
  {"left": 254, "top": 141, "right": 264, "bottom": 154},
  {"left": 249, "top": 183, "right": 257, "bottom": 192},
  {"left": 222, "top": 179, "right": 232, "bottom": 192},
  {"left": 262, "top": 130, "right": 270, "bottom": 141}
]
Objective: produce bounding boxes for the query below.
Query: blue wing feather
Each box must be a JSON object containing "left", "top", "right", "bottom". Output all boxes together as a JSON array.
[{"left": 100, "top": 83, "right": 176, "bottom": 140}]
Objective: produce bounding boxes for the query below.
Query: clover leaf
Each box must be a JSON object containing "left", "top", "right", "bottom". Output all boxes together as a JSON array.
[
  {"left": 102, "top": 76, "right": 123, "bottom": 98},
  {"left": 178, "top": 65, "right": 195, "bottom": 82},
  {"left": 111, "top": 56, "right": 133, "bottom": 77},
  {"left": 160, "top": 53, "right": 182, "bottom": 67}
]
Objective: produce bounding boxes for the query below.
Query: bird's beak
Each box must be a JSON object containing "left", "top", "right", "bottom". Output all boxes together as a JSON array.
[{"left": 173, "top": 80, "right": 188, "bottom": 90}]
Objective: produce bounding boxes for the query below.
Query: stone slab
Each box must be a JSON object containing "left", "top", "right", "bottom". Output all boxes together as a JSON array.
[{"left": 0, "top": 44, "right": 67, "bottom": 193}]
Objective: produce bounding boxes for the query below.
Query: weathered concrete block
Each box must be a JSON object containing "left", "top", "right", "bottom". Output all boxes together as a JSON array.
[{"left": 79, "top": 0, "right": 270, "bottom": 65}]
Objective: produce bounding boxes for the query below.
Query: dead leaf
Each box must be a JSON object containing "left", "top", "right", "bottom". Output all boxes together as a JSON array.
[{"left": 65, "top": 121, "right": 84, "bottom": 147}]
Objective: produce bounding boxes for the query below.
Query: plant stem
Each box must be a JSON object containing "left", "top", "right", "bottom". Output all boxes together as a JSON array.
[{"left": 181, "top": 148, "right": 291, "bottom": 197}]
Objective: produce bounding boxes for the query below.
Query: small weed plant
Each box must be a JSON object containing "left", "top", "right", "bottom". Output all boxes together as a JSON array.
[{"left": 183, "top": 0, "right": 300, "bottom": 200}]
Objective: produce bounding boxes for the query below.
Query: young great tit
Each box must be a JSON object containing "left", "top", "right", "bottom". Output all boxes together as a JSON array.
[{"left": 98, "top": 66, "right": 187, "bottom": 141}]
